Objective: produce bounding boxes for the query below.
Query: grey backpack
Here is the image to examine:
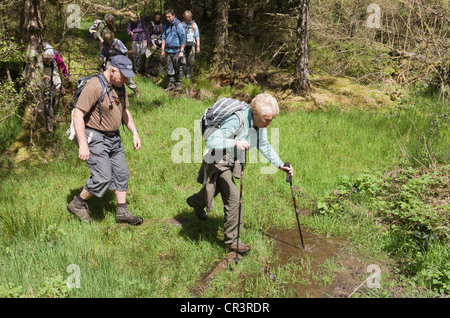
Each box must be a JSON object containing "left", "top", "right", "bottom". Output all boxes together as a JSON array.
[{"left": 201, "top": 97, "right": 249, "bottom": 140}]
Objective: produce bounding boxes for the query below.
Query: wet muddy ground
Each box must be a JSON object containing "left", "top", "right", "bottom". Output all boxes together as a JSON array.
[
  {"left": 265, "top": 227, "right": 372, "bottom": 298},
  {"left": 115, "top": 217, "right": 382, "bottom": 297},
  {"left": 190, "top": 224, "right": 380, "bottom": 298}
]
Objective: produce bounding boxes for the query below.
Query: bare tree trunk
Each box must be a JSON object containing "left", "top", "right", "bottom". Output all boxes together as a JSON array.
[
  {"left": 9, "top": 0, "right": 46, "bottom": 159},
  {"left": 213, "top": 0, "right": 229, "bottom": 74},
  {"left": 294, "top": 0, "right": 311, "bottom": 96}
]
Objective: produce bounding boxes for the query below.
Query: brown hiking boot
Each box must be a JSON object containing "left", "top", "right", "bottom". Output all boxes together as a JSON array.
[
  {"left": 115, "top": 204, "right": 143, "bottom": 225},
  {"left": 165, "top": 82, "right": 176, "bottom": 92},
  {"left": 186, "top": 195, "right": 207, "bottom": 221},
  {"left": 229, "top": 242, "right": 251, "bottom": 254},
  {"left": 67, "top": 196, "right": 92, "bottom": 223},
  {"left": 174, "top": 82, "right": 182, "bottom": 92}
]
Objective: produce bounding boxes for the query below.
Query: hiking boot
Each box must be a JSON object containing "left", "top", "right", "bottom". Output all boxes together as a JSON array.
[
  {"left": 174, "top": 82, "right": 182, "bottom": 92},
  {"left": 165, "top": 82, "right": 176, "bottom": 92},
  {"left": 115, "top": 204, "right": 143, "bottom": 225},
  {"left": 186, "top": 196, "right": 207, "bottom": 221},
  {"left": 228, "top": 242, "right": 251, "bottom": 255},
  {"left": 67, "top": 196, "right": 92, "bottom": 223}
]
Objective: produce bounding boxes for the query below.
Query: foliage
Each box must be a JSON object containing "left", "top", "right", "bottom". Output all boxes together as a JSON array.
[{"left": 317, "top": 165, "right": 450, "bottom": 294}]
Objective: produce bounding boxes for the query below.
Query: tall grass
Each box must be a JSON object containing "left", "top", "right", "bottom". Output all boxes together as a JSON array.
[{"left": 0, "top": 72, "right": 448, "bottom": 297}]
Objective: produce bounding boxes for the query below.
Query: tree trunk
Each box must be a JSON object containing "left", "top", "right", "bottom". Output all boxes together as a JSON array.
[
  {"left": 294, "top": 0, "right": 311, "bottom": 96},
  {"left": 213, "top": 0, "right": 229, "bottom": 74},
  {"left": 9, "top": 0, "right": 46, "bottom": 160}
]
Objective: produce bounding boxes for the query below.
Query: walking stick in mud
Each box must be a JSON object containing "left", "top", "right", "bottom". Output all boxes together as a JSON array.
[
  {"left": 284, "top": 162, "right": 305, "bottom": 250},
  {"left": 234, "top": 149, "right": 247, "bottom": 264}
]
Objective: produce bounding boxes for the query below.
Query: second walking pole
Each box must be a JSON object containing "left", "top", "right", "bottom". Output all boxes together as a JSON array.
[{"left": 284, "top": 162, "right": 305, "bottom": 250}]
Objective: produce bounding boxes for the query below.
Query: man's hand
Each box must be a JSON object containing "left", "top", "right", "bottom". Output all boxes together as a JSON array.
[
  {"left": 78, "top": 143, "right": 90, "bottom": 162},
  {"left": 235, "top": 140, "right": 249, "bottom": 151},
  {"left": 132, "top": 132, "right": 141, "bottom": 150},
  {"left": 280, "top": 163, "right": 294, "bottom": 176}
]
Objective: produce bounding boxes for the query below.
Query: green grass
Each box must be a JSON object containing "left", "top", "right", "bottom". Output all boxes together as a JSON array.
[
  {"left": 1, "top": 77, "right": 448, "bottom": 298},
  {"left": 0, "top": 20, "right": 448, "bottom": 298}
]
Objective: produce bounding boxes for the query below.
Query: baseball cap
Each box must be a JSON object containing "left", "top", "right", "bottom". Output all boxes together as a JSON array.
[{"left": 111, "top": 55, "right": 135, "bottom": 78}]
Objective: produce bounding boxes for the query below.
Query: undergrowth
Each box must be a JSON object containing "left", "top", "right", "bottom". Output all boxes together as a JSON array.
[{"left": 317, "top": 165, "right": 449, "bottom": 294}]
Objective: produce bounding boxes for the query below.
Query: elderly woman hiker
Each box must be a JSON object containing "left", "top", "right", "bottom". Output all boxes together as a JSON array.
[{"left": 186, "top": 93, "right": 293, "bottom": 254}]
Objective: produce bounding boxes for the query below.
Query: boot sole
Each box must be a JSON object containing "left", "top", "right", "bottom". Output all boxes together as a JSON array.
[
  {"left": 186, "top": 197, "right": 208, "bottom": 221},
  {"left": 115, "top": 218, "right": 144, "bottom": 225},
  {"left": 228, "top": 246, "right": 251, "bottom": 255}
]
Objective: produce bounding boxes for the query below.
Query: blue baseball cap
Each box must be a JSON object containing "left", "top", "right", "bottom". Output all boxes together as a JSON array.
[{"left": 111, "top": 55, "right": 135, "bottom": 78}]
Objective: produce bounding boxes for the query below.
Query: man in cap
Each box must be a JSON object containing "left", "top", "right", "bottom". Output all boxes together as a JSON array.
[{"left": 67, "top": 55, "right": 143, "bottom": 225}]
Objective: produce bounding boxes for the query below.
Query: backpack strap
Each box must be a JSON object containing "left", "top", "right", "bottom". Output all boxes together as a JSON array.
[
  {"left": 92, "top": 74, "right": 113, "bottom": 125},
  {"left": 233, "top": 110, "right": 245, "bottom": 139}
]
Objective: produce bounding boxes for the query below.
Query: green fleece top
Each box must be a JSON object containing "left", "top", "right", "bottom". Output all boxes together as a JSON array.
[{"left": 205, "top": 107, "right": 283, "bottom": 168}]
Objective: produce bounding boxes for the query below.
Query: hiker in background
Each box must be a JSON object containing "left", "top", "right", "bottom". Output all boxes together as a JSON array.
[
  {"left": 127, "top": 13, "right": 147, "bottom": 75},
  {"left": 99, "top": 31, "right": 141, "bottom": 97},
  {"left": 89, "top": 19, "right": 103, "bottom": 39},
  {"left": 161, "top": 9, "right": 186, "bottom": 92},
  {"left": 95, "top": 13, "right": 117, "bottom": 47},
  {"left": 145, "top": 12, "right": 164, "bottom": 77},
  {"left": 67, "top": 55, "right": 143, "bottom": 225},
  {"left": 42, "top": 51, "right": 64, "bottom": 137},
  {"left": 43, "top": 41, "right": 71, "bottom": 82},
  {"left": 181, "top": 10, "right": 200, "bottom": 81},
  {"left": 186, "top": 93, "right": 293, "bottom": 254}
]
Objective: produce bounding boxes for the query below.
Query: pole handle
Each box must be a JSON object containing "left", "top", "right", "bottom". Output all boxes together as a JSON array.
[{"left": 284, "top": 162, "right": 292, "bottom": 183}]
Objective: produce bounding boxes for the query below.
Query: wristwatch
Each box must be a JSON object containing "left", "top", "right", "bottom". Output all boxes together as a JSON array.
[{"left": 130, "top": 129, "right": 138, "bottom": 134}]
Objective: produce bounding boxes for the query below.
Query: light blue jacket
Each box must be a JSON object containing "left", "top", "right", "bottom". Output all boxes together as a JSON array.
[
  {"left": 162, "top": 18, "right": 186, "bottom": 53},
  {"left": 181, "top": 20, "right": 200, "bottom": 45},
  {"left": 206, "top": 107, "right": 283, "bottom": 168}
]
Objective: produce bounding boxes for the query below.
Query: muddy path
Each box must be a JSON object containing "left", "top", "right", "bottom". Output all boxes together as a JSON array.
[
  {"left": 113, "top": 217, "right": 383, "bottom": 297},
  {"left": 193, "top": 225, "right": 382, "bottom": 298},
  {"left": 265, "top": 227, "right": 373, "bottom": 298}
]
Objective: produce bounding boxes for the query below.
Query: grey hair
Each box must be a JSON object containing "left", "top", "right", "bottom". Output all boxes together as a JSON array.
[
  {"left": 104, "top": 63, "right": 118, "bottom": 72},
  {"left": 105, "top": 13, "right": 114, "bottom": 22},
  {"left": 250, "top": 93, "right": 279, "bottom": 117}
]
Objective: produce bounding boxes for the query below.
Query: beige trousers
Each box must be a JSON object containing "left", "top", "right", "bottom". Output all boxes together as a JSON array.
[{"left": 190, "top": 168, "right": 242, "bottom": 246}]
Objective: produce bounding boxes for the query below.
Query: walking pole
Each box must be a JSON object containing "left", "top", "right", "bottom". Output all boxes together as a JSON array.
[
  {"left": 284, "top": 162, "right": 305, "bottom": 250},
  {"left": 234, "top": 149, "right": 247, "bottom": 264}
]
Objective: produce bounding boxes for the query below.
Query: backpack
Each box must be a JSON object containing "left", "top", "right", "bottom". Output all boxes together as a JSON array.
[
  {"left": 89, "top": 20, "right": 103, "bottom": 34},
  {"left": 201, "top": 97, "right": 249, "bottom": 141},
  {"left": 67, "top": 74, "right": 112, "bottom": 146},
  {"left": 183, "top": 21, "right": 196, "bottom": 45}
]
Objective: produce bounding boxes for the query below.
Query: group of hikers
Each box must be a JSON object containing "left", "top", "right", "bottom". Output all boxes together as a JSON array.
[
  {"left": 42, "top": 9, "right": 294, "bottom": 255},
  {"left": 92, "top": 9, "right": 201, "bottom": 95},
  {"left": 43, "top": 9, "right": 200, "bottom": 134}
]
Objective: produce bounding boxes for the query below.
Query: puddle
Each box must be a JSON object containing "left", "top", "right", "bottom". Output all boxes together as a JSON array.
[
  {"left": 266, "top": 227, "right": 370, "bottom": 298},
  {"left": 114, "top": 217, "right": 374, "bottom": 297}
]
